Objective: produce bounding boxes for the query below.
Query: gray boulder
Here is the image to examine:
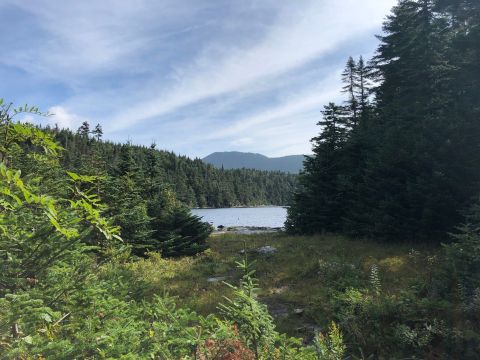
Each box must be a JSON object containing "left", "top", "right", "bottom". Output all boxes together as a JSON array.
[{"left": 256, "top": 246, "right": 277, "bottom": 255}]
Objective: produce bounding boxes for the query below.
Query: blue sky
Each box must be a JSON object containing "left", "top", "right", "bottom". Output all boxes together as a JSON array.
[{"left": 0, "top": 0, "right": 396, "bottom": 158}]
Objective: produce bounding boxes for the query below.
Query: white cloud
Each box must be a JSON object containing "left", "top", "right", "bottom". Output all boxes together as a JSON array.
[
  {"left": 1, "top": 0, "right": 397, "bottom": 157},
  {"left": 231, "top": 137, "right": 254, "bottom": 147},
  {"left": 47, "top": 106, "right": 88, "bottom": 130},
  {"left": 107, "top": 0, "right": 395, "bottom": 131},
  {"left": 206, "top": 90, "right": 339, "bottom": 141},
  {"left": 19, "top": 114, "right": 35, "bottom": 124},
  {"left": 0, "top": 0, "right": 210, "bottom": 86}
]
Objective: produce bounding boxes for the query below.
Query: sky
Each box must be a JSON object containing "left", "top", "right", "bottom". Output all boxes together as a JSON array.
[{"left": 0, "top": 0, "right": 396, "bottom": 158}]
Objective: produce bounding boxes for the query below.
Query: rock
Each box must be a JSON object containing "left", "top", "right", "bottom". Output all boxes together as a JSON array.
[
  {"left": 295, "top": 326, "right": 308, "bottom": 333},
  {"left": 293, "top": 308, "right": 304, "bottom": 315},
  {"left": 267, "top": 303, "right": 289, "bottom": 318},
  {"left": 271, "top": 286, "right": 288, "bottom": 295},
  {"left": 207, "top": 276, "right": 227, "bottom": 283},
  {"left": 239, "top": 249, "right": 246, "bottom": 254},
  {"left": 256, "top": 246, "right": 277, "bottom": 255},
  {"left": 213, "top": 226, "right": 282, "bottom": 235}
]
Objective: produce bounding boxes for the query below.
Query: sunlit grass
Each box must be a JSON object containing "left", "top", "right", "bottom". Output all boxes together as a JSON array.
[{"left": 128, "top": 233, "right": 439, "bottom": 335}]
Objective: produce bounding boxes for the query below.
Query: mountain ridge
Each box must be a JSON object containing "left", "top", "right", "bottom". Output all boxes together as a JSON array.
[{"left": 202, "top": 151, "right": 304, "bottom": 173}]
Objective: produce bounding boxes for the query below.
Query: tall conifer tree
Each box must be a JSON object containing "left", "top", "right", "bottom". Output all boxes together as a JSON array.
[{"left": 286, "top": 103, "right": 348, "bottom": 234}]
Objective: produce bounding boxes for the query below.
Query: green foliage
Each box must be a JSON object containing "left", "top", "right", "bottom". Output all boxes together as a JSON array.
[
  {"left": 369, "top": 264, "right": 381, "bottom": 296},
  {"left": 104, "top": 173, "right": 154, "bottom": 255},
  {"left": 314, "top": 322, "right": 346, "bottom": 360},
  {"left": 0, "top": 105, "right": 121, "bottom": 296},
  {"left": 286, "top": 103, "right": 350, "bottom": 234},
  {"left": 442, "top": 199, "right": 480, "bottom": 299},
  {"left": 287, "top": 0, "right": 480, "bottom": 241},
  {"left": 219, "top": 258, "right": 278, "bottom": 358},
  {"left": 155, "top": 206, "right": 212, "bottom": 257},
  {"left": 0, "top": 101, "right": 328, "bottom": 359},
  {"left": 325, "top": 223, "right": 480, "bottom": 359},
  {"left": 0, "top": 101, "right": 126, "bottom": 358},
  {"left": 218, "top": 258, "right": 343, "bottom": 360}
]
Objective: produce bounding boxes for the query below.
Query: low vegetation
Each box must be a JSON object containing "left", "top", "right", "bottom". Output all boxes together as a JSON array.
[{"left": 128, "top": 232, "right": 480, "bottom": 358}]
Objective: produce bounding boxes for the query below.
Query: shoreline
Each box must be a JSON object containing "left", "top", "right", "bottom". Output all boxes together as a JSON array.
[
  {"left": 212, "top": 226, "right": 283, "bottom": 235},
  {"left": 191, "top": 205, "right": 288, "bottom": 210}
]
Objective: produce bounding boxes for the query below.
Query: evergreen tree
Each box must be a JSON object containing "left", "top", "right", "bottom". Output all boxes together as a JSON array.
[
  {"left": 116, "top": 143, "right": 138, "bottom": 176},
  {"left": 105, "top": 143, "right": 153, "bottom": 255},
  {"left": 76, "top": 121, "right": 90, "bottom": 138},
  {"left": 143, "top": 142, "right": 166, "bottom": 215},
  {"left": 286, "top": 103, "right": 348, "bottom": 234},
  {"left": 342, "top": 57, "right": 359, "bottom": 126},
  {"left": 50, "top": 127, "right": 297, "bottom": 209},
  {"left": 154, "top": 206, "right": 212, "bottom": 257},
  {"left": 350, "top": 0, "right": 473, "bottom": 240},
  {"left": 92, "top": 123, "right": 103, "bottom": 141},
  {"left": 355, "top": 56, "right": 371, "bottom": 120}
]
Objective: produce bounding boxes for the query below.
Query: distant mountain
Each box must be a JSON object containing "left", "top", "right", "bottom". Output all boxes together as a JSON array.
[{"left": 203, "top": 151, "right": 305, "bottom": 173}]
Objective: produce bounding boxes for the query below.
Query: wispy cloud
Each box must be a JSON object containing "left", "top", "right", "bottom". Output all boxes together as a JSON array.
[
  {"left": 0, "top": 0, "right": 396, "bottom": 157},
  {"left": 0, "top": 0, "right": 203, "bottom": 80},
  {"left": 107, "top": 0, "right": 395, "bottom": 131}
]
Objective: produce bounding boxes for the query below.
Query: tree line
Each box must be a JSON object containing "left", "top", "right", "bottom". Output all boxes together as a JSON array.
[
  {"left": 50, "top": 124, "right": 297, "bottom": 209},
  {"left": 287, "top": 0, "right": 480, "bottom": 242}
]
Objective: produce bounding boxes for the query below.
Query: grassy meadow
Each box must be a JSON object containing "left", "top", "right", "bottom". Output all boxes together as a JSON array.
[{"left": 127, "top": 233, "right": 439, "bottom": 338}]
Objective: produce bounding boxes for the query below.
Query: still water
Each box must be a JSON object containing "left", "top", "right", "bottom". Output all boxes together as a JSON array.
[{"left": 191, "top": 206, "right": 287, "bottom": 228}]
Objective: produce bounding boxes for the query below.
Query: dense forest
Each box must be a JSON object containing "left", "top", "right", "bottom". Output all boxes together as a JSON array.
[
  {"left": 51, "top": 125, "right": 296, "bottom": 208},
  {"left": 287, "top": 0, "right": 480, "bottom": 243}
]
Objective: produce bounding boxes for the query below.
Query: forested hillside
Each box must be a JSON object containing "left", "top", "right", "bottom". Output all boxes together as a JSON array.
[
  {"left": 287, "top": 0, "right": 480, "bottom": 242},
  {"left": 50, "top": 126, "right": 297, "bottom": 208}
]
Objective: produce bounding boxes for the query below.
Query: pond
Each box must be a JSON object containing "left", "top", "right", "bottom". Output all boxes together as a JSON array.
[{"left": 190, "top": 206, "right": 287, "bottom": 228}]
